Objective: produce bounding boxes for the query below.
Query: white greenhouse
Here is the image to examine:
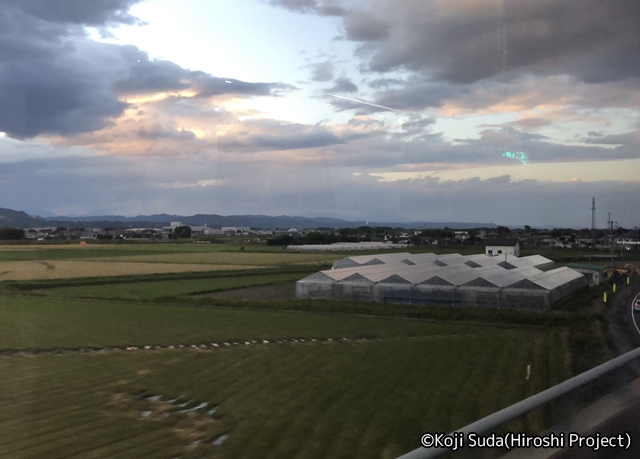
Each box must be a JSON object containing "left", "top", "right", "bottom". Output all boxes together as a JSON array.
[{"left": 297, "top": 253, "right": 586, "bottom": 310}]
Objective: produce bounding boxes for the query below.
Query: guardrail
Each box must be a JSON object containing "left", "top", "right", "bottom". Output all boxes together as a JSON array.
[{"left": 397, "top": 346, "right": 640, "bottom": 459}]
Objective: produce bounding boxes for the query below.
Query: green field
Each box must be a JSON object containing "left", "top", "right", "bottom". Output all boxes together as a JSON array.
[
  {"left": 0, "top": 295, "right": 492, "bottom": 349},
  {"left": 0, "top": 306, "right": 564, "bottom": 458},
  {"left": 27, "top": 272, "right": 306, "bottom": 300},
  {"left": 92, "top": 251, "right": 341, "bottom": 266},
  {"left": 0, "top": 242, "right": 620, "bottom": 458}
]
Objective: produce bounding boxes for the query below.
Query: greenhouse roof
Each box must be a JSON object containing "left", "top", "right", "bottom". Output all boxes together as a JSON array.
[{"left": 302, "top": 253, "right": 576, "bottom": 291}]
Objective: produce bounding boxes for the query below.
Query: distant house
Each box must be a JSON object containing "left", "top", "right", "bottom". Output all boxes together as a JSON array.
[
  {"left": 454, "top": 231, "right": 469, "bottom": 240},
  {"left": 541, "top": 238, "right": 565, "bottom": 248},
  {"left": 485, "top": 238, "right": 520, "bottom": 257},
  {"left": 566, "top": 263, "right": 604, "bottom": 286}
]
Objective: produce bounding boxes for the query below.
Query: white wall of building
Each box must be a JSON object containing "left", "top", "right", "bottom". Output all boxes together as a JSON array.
[{"left": 485, "top": 244, "right": 520, "bottom": 257}]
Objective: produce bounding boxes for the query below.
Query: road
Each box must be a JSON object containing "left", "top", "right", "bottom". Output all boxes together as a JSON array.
[
  {"left": 606, "top": 282, "right": 640, "bottom": 373},
  {"left": 520, "top": 282, "right": 640, "bottom": 459},
  {"left": 630, "top": 290, "right": 640, "bottom": 337},
  {"left": 588, "top": 281, "right": 640, "bottom": 459}
]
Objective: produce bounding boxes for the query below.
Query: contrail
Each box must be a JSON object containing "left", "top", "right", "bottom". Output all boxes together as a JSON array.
[{"left": 324, "top": 93, "right": 398, "bottom": 112}]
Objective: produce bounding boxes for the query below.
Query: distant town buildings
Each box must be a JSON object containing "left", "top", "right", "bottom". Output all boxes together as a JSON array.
[{"left": 14, "top": 224, "right": 640, "bottom": 251}]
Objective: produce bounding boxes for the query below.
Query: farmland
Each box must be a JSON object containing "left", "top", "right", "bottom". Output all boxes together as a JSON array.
[
  {"left": 0, "top": 243, "right": 342, "bottom": 281},
  {"left": 0, "top": 242, "right": 617, "bottom": 458}
]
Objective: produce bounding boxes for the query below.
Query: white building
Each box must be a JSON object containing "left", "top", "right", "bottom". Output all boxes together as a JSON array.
[
  {"left": 297, "top": 252, "right": 584, "bottom": 310},
  {"left": 485, "top": 238, "right": 520, "bottom": 257},
  {"left": 454, "top": 231, "right": 469, "bottom": 240}
]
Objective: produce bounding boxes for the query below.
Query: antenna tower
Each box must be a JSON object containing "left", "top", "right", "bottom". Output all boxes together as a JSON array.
[{"left": 591, "top": 198, "right": 596, "bottom": 230}]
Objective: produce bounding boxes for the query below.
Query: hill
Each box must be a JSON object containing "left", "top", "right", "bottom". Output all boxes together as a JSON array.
[
  {"left": 0, "top": 208, "right": 46, "bottom": 228},
  {"left": 0, "top": 207, "right": 499, "bottom": 230}
]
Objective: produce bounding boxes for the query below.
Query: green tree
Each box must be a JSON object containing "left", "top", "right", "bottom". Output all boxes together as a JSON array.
[
  {"left": 0, "top": 228, "right": 25, "bottom": 240},
  {"left": 173, "top": 226, "right": 192, "bottom": 239},
  {"left": 267, "top": 235, "right": 294, "bottom": 246}
]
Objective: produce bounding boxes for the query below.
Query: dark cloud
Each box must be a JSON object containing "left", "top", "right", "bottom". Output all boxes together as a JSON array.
[
  {"left": 274, "top": 0, "right": 640, "bottom": 85},
  {"left": 114, "top": 49, "right": 292, "bottom": 97},
  {"left": 583, "top": 130, "right": 640, "bottom": 147},
  {"left": 192, "top": 74, "right": 293, "bottom": 98},
  {"left": 3, "top": 150, "right": 639, "bottom": 227},
  {"left": 289, "top": 124, "right": 640, "bottom": 171},
  {"left": 0, "top": 2, "right": 292, "bottom": 139},
  {"left": 373, "top": 80, "right": 461, "bottom": 111},
  {"left": 309, "top": 61, "right": 334, "bottom": 82},
  {"left": 10, "top": 0, "right": 145, "bottom": 26},
  {"left": 328, "top": 76, "right": 358, "bottom": 93},
  {"left": 346, "top": 116, "right": 385, "bottom": 129},
  {"left": 136, "top": 125, "right": 196, "bottom": 141},
  {"left": 218, "top": 122, "right": 347, "bottom": 152},
  {"left": 113, "top": 46, "right": 192, "bottom": 94},
  {"left": 401, "top": 118, "right": 435, "bottom": 134},
  {"left": 0, "top": 35, "right": 129, "bottom": 138},
  {"left": 368, "top": 77, "right": 404, "bottom": 89},
  {"left": 343, "top": 11, "right": 390, "bottom": 42},
  {"left": 267, "top": 0, "right": 346, "bottom": 16}
]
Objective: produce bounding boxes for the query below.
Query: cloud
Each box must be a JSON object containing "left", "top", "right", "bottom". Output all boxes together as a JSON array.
[
  {"left": 328, "top": 76, "right": 358, "bottom": 93},
  {"left": 584, "top": 130, "right": 640, "bottom": 147},
  {"left": 0, "top": 2, "right": 292, "bottom": 140},
  {"left": 309, "top": 61, "right": 335, "bottom": 82},
  {"left": 272, "top": 0, "right": 640, "bottom": 86},
  {"left": 267, "top": 0, "right": 347, "bottom": 17},
  {"left": 343, "top": 10, "right": 390, "bottom": 42},
  {"left": 400, "top": 117, "right": 436, "bottom": 134},
  {"left": 218, "top": 121, "right": 348, "bottom": 152},
  {"left": 368, "top": 77, "right": 404, "bottom": 89},
  {"left": 3, "top": 152, "right": 639, "bottom": 227},
  {"left": 160, "top": 179, "right": 224, "bottom": 189},
  {"left": 9, "top": 0, "right": 145, "bottom": 27}
]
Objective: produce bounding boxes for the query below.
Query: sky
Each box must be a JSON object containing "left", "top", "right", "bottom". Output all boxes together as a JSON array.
[{"left": 0, "top": 0, "right": 639, "bottom": 227}]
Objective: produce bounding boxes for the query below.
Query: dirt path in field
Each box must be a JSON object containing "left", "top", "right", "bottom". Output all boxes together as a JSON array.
[{"left": 195, "top": 282, "right": 296, "bottom": 301}]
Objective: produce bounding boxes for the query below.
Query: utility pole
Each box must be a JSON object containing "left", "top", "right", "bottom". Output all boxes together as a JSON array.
[{"left": 608, "top": 213, "right": 617, "bottom": 274}]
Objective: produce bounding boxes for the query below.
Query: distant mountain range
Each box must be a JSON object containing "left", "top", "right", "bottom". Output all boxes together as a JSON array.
[
  {"left": 0, "top": 207, "right": 499, "bottom": 230},
  {"left": 0, "top": 208, "right": 46, "bottom": 228}
]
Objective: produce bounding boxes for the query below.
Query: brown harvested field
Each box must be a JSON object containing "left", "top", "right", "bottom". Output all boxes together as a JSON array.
[
  {"left": 0, "top": 260, "right": 258, "bottom": 280},
  {"left": 195, "top": 282, "right": 297, "bottom": 301},
  {"left": 93, "top": 251, "right": 340, "bottom": 266},
  {"left": 0, "top": 244, "right": 132, "bottom": 250}
]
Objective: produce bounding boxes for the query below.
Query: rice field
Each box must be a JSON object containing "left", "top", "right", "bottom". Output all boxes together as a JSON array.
[
  {"left": 0, "top": 320, "right": 565, "bottom": 459},
  {"left": 0, "top": 260, "right": 256, "bottom": 280},
  {"left": 0, "top": 244, "right": 340, "bottom": 281},
  {"left": 0, "top": 242, "right": 579, "bottom": 458},
  {"left": 91, "top": 251, "right": 341, "bottom": 266},
  {"left": 29, "top": 272, "right": 306, "bottom": 300},
  {"left": 0, "top": 295, "right": 490, "bottom": 349}
]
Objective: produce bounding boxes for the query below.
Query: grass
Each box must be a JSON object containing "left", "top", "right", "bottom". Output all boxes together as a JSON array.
[
  {"left": 29, "top": 272, "right": 307, "bottom": 301},
  {"left": 1, "top": 265, "right": 324, "bottom": 292},
  {"left": 0, "top": 327, "right": 562, "bottom": 458},
  {"left": 0, "top": 295, "right": 491, "bottom": 349},
  {"left": 91, "top": 251, "right": 342, "bottom": 266},
  {"left": 175, "top": 295, "right": 595, "bottom": 328},
  {"left": 0, "top": 243, "right": 623, "bottom": 457}
]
